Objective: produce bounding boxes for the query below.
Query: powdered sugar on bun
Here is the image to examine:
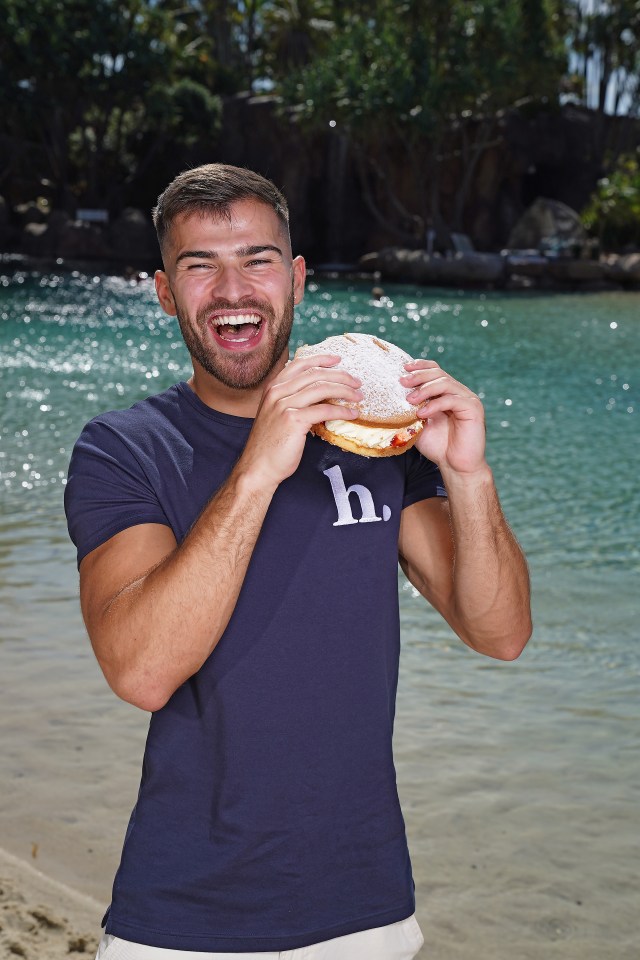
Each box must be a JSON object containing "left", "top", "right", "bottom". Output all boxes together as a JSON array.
[{"left": 295, "top": 332, "right": 417, "bottom": 427}]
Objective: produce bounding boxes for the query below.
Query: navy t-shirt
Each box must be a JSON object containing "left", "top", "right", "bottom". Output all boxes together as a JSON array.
[{"left": 65, "top": 381, "right": 446, "bottom": 952}]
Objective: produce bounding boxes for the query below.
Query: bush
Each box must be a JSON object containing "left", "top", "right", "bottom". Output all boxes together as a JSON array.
[{"left": 582, "top": 151, "right": 640, "bottom": 251}]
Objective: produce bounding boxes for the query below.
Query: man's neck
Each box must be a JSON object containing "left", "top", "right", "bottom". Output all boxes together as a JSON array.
[{"left": 188, "top": 354, "right": 289, "bottom": 418}]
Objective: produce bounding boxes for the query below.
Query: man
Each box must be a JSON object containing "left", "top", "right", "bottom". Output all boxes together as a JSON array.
[{"left": 65, "top": 163, "right": 531, "bottom": 960}]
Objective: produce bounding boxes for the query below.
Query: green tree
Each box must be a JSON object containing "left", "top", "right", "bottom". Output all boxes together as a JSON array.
[
  {"left": 0, "top": 0, "right": 222, "bottom": 209},
  {"left": 278, "top": 0, "right": 567, "bottom": 243}
]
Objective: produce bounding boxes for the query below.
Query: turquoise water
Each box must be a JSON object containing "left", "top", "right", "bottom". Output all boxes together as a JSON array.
[{"left": 1, "top": 270, "right": 638, "bottom": 954}]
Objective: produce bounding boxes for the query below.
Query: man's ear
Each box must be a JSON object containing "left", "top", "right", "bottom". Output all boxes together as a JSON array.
[
  {"left": 292, "top": 255, "right": 306, "bottom": 304},
  {"left": 155, "top": 270, "right": 177, "bottom": 316}
]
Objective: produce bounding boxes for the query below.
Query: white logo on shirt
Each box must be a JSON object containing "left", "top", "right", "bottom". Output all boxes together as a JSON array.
[{"left": 323, "top": 465, "right": 391, "bottom": 526}]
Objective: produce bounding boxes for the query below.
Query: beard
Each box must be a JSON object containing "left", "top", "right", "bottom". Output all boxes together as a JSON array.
[{"left": 175, "top": 287, "right": 295, "bottom": 391}]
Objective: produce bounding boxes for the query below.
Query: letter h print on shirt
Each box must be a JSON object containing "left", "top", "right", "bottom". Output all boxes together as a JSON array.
[{"left": 323, "top": 465, "right": 392, "bottom": 527}]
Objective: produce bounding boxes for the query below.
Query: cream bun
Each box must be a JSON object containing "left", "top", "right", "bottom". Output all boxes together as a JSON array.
[{"left": 295, "top": 332, "right": 424, "bottom": 457}]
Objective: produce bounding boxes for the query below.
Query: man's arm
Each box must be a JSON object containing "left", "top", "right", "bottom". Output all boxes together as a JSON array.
[
  {"left": 397, "top": 360, "right": 532, "bottom": 660},
  {"left": 79, "top": 356, "right": 363, "bottom": 712}
]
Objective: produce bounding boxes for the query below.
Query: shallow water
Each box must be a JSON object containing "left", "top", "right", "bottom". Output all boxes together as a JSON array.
[{"left": 1, "top": 271, "right": 638, "bottom": 958}]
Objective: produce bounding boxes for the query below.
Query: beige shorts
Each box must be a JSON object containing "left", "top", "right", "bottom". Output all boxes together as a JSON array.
[{"left": 95, "top": 914, "right": 424, "bottom": 960}]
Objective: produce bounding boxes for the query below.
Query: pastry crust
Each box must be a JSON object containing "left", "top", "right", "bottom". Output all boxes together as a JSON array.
[
  {"left": 295, "top": 333, "right": 419, "bottom": 428},
  {"left": 295, "top": 332, "right": 425, "bottom": 457}
]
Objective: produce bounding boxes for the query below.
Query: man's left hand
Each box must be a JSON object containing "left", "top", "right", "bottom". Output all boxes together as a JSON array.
[{"left": 401, "top": 360, "right": 486, "bottom": 475}]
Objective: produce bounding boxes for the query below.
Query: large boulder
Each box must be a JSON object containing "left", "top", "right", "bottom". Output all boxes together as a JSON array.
[
  {"left": 109, "top": 207, "right": 159, "bottom": 262},
  {"left": 507, "top": 197, "right": 587, "bottom": 252}
]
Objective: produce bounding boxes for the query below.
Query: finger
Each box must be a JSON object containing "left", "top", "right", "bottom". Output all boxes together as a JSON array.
[
  {"left": 276, "top": 379, "right": 364, "bottom": 411},
  {"left": 282, "top": 353, "right": 344, "bottom": 380},
  {"left": 406, "top": 376, "right": 474, "bottom": 405},
  {"left": 400, "top": 366, "right": 449, "bottom": 387},
  {"left": 417, "top": 393, "right": 484, "bottom": 419},
  {"left": 269, "top": 367, "right": 362, "bottom": 403},
  {"left": 403, "top": 359, "right": 441, "bottom": 371},
  {"left": 307, "top": 402, "right": 361, "bottom": 423}
]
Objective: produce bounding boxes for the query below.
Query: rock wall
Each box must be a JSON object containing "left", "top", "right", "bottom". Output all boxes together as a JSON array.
[
  {"left": 1, "top": 99, "right": 638, "bottom": 268},
  {"left": 361, "top": 247, "right": 640, "bottom": 291}
]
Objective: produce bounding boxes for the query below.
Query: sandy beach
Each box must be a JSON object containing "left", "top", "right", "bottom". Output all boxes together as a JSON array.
[{"left": 0, "top": 847, "right": 100, "bottom": 959}]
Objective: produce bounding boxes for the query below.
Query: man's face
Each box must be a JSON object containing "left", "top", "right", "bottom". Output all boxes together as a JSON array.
[{"left": 155, "top": 200, "right": 306, "bottom": 391}]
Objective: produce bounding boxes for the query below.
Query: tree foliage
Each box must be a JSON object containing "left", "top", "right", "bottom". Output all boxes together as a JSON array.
[
  {"left": 278, "top": 0, "right": 568, "bottom": 239},
  {"left": 582, "top": 149, "right": 640, "bottom": 246},
  {"left": 0, "top": 0, "right": 222, "bottom": 208}
]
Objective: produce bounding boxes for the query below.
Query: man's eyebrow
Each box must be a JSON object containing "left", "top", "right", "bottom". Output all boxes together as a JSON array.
[
  {"left": 236, "top": 244, "right": 284, "bottom": 258},
  {"left": 175, "top": 249, "right": 217, "bottom": 264},
  {"left": 175, "top": 244, "right": 284, "bottom": 265}
]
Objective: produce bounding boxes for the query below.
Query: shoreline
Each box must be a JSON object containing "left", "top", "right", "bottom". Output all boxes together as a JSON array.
[
  {"left": 0, "top": 846, "right": 102, "bottom": 958},
  {"left": 2, "top": 250, "right": 640, "bottom": 294}
]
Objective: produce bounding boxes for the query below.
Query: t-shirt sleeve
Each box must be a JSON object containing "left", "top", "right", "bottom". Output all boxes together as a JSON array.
[
  {"left": 64, "top": 417, "right": 170, "bottom": 567},
  {"left": 402, "top": 447, "right": 447, "bottom": 510}
]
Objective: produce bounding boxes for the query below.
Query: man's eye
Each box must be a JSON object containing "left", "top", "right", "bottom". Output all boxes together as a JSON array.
[
  {"left": 247, "top": 258, "right": 272, "bottom": 267},
  {"left": 187, "top": 263, "right": 211, "bottom": 270}
]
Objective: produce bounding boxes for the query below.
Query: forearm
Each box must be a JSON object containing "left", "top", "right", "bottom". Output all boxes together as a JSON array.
[
  {"left": 91, "top": 465, "right": 275, "bottom": 710},
  {"left": 442, "top": 465, "right": 532, "bottom": 660}
]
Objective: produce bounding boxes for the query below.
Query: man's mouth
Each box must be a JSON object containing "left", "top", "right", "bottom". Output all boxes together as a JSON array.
[{"left": 209, "top": 313, "right": 264, "bottom": 344}]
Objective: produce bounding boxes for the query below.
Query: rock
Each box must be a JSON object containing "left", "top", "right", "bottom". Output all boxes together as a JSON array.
[
  {"left": 602, "top": 253, "right": 640, "bottom": 284},
  {"left": 13, "top": 200, "right": 49, "bottom": 226},
  {"left": 546, "top": 258, "right": 605, "bottom": 282},
  {"left": 507, "top": 197, "right": 587, "bottom": 252},
  {"left": 437, "top": 252, "right": 505, "bottom": 284},
  {"left": 20, "top": 211, "right": 111, "bottom": 260},
  {"left": 21, "top": 221, "right": 53, "bottom": 257},
  {"left": 360, "top": 247, "right": 505, "bottom": 285},
  {"left": 504, "top": 252, "right": 548, "bottom": 277},
  {"left": 360, "top": 248, "right": 439, "bottom": 283},
  {"left": 58, "top": 220, "right": 111, "bottom": 259},
  {"left": 109, "top": 207, "right": 159, "bottom": 262}
]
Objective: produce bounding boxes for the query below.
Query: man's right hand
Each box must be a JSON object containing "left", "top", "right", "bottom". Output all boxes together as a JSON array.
[{"left": 237, "top": 354, "right": 363, "bottom": 490}]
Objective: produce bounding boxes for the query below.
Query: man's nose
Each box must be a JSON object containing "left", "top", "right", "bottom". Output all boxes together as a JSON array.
[{"left": 211, "top": 264, "right": 254, "bottom": 302}]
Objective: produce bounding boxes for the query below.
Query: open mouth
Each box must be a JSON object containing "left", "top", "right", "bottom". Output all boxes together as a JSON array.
[{"left": 209, "top": 313, "right": 264, "bottom": 347}]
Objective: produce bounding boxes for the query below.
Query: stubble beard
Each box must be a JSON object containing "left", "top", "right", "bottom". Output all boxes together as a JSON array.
[{"left": 175, "top": 287, "right": 295, "bottom": 391}]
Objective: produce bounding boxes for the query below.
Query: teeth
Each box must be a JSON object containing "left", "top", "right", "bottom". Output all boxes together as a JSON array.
[{"left": 211, "top": 314, "right": 262, "bottom": 326}]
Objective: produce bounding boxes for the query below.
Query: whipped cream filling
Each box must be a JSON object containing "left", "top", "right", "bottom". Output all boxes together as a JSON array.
[{"left": 324, "top": 418, "right": 423, "bottom": 449}]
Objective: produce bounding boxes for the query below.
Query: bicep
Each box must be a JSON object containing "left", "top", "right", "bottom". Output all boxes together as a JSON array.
[
  {"left": 79, "top": 522, "right": 177, "bottom": 640},
  {"left": 398, "top": 497, "right": 454, "bottom": 617}
]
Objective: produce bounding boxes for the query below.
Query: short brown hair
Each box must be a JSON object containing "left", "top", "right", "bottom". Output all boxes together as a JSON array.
[{"left": 152, "top": 163, "right": 290, "bottom": 253}]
